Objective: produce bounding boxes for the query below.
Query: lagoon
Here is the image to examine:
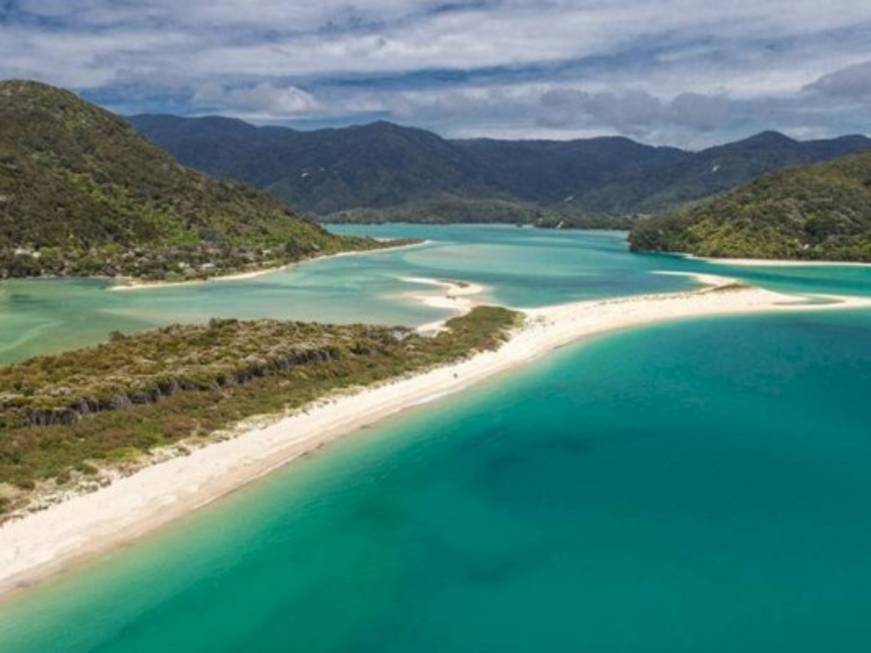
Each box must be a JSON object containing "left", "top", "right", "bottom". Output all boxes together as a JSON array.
[{"left": 1, "top": 225, "right": 870, "bottom": 651}]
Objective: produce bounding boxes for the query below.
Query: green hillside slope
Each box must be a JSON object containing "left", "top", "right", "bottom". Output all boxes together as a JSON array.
[
  {"left": 0, "top": 81, "right": 376, "bottom": 280},
  {"left": 628, "top": 151, "right": 871, "bottom": 261},
  {"left": 129, "top": 114, "right": 870, "bottom": 222}
]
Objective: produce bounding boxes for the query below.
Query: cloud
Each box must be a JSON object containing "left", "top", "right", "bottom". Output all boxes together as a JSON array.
[
  {"left": 539, "top": 89, "right": 665, "bottom": 132},
  {"left": 804, "top": 60, "right": 871, "bottom": 101},
  {"left": 669, "top": 93, "right": 736, "bottom": 132},
  {"left": 392, "top": 85, "right": 739, "bottom": 137},
  {"left": 1, "top": 0, "right": 871, "bottom": 143},
  {"left": 193, "top": 82, "right": 320, "bottom": 116}
]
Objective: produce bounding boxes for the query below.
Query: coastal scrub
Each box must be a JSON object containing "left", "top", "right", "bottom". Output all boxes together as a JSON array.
[{"left": 0, "top": 307, "right": 521, "bottom": 515}]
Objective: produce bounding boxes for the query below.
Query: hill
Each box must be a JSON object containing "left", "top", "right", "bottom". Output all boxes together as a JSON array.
[
  {"left": 129, "top": 116, "right": 495, "bottom": 215},
  {"left": 628, "top": 151, "right": 871, "bottom": 261},
  {"left": 129, "top": 114, "right": 871, "bottom": 222},
  {"left": 633, "top": 130, "right": 871, "bottom": 213},
  {"left": 0, "top": 81, "right": 379, "bottom": 280}
]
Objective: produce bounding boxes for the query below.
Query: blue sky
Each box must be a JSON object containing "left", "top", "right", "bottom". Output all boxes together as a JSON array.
[{"left": 2, "top": 0, "right": 871, "bottom": 147}]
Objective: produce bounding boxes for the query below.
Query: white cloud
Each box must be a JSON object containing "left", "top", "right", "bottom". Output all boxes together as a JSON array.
[
  {"left": 2, "top": 0, "right": 871, "bottom": 141},
  {"left": 5, "top": 1, "right": 870, "bottom": 86},
  {"left": 193, "top": 82, "right": 320, "bottom": 116}
]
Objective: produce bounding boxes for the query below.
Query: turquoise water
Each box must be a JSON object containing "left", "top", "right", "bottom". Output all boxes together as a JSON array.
[
  {"left": 2, "top": 310, "right": 870, "bottom": 651},
  {"left": 1, "top": 225, "right": 870, "bottom": 651},
  {"left": 0, "top": 226, "right": 708, "bottom": 362},
  {"left": 2, "top": 224, "right": 869, "bottom": 362},
  {"left": 330, "top": 224, "right": 871, "bottom": 299}
]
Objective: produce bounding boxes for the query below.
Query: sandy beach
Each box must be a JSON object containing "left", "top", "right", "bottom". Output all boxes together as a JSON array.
[
  {"left": 2, "top": 274, "right": 870, "bottom": 599},
  {"left": 109, "top": 265, "right": 296, "bottom": 290},
  {"left": 400, "top": 276, "right": 490, "bottom": 332},
  {"left": 109, "top": 240, "right": 430, "bottom": 292},
  {"left": 683, "top": 254, "right": 871, "bottom": 268}
]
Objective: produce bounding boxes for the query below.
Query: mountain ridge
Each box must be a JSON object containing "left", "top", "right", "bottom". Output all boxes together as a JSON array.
[{"left": 128, "top": 113, "right": 871, "bottom": 222}]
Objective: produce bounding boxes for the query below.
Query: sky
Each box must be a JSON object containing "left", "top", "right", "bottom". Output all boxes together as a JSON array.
[{"left": 2, "top": 0, "right": 871, "bottom": 147}]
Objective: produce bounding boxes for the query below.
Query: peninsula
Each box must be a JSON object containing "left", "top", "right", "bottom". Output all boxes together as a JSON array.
[{"left": 2, "top": 274, "right": 869, "bottom": 598}]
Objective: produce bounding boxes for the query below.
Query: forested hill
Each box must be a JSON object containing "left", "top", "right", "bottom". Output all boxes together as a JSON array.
[
  {"left": 129, "top": 114, "right": 871, "bottom": 221},
  {"left": 0, "top": 81, "right": 372, "bottom": 280},
  {"left": 628, "top": 151, "right": 871, "bottom": 262}
]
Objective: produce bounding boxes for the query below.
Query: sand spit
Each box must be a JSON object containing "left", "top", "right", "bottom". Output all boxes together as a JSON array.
[{"left": 2, "top": 274, "right": 870, "bottom": 599}]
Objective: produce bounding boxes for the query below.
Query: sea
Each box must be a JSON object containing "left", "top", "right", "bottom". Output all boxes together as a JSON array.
[{"left": 1, "top": 225, "right": 869, "bottom": 652}]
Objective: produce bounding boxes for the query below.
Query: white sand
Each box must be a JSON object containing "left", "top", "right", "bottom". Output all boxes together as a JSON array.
[
  {"left": 109, "top": 266, "right": 293, "bottom": 291},
  {"left": 2, "top": 274, "right": 870, "bottom": 598},
  {"left": 109, "top": 240, "right": 430, "bottom": 292},
  {"left": 399, "top": 277, "right": 489, "bottom": 333},
  {"left": 683, "top": 254, "right": 871, "bottom": 268}
]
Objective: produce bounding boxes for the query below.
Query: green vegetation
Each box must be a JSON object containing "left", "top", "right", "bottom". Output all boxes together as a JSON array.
[
  {"left": 0, "top": 81, "right": 394, "bottom": 281},
  {"left": 531, "top": 211, "right": 635, "bottom": 231},
  {"left": 325, "top": 197, "right": 551, "bottom": 224},
  {"left": 129, "top": 115, "right": 870, "bottom": 222},
  {"left": 325, "top": 196, "right": 633, "bottom": 229},
  {"left": 0, "top": 307, "right": 521, "bottom": 513},
  {"left": 629, "top": 151, "right": 871, "bottom": 261}
]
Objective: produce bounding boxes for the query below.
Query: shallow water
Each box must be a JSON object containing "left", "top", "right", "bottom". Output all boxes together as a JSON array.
[
  {"left": 1, "top": 225, "right": 870, "bottom": 651},
  {"left": 3, "top": 225, "right": 869, "bottom": 363},
  {"left": 2, "top": 309, "right": 870, "bottom": 652},
  {"left": 0, "top": 227, "right": 694, "bottom": 362},
  {"left": 330, "top": 224, "right": 871, "bottom": 300}
]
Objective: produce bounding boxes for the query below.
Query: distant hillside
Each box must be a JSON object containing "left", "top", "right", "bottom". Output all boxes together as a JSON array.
[
  {"left": 628, "top": 151, "right": 871, "bottom": 262},
  {"left": 633, "top": 131, "right": 871, "bottom": 213},
  {"left": 452, "top": 136, "right": 687, "bottom": 212},
  {"left": 129, "top": 114, "right": 871, "bottom": 222},
  {"left": 129, "top": 116, "right": 495, "bottom": 215},
  {"left": 0, "top": 81, "right": 375, "bottom": 280}
]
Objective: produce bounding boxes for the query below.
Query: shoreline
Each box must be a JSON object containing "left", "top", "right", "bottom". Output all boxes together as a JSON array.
[
  {"left": 108, "top": 240, "right": 429, "bottom": 292},
  {"left": 2, "top": 275, "right": 871, "bottom": 600},
  {"left": 681, "top": 253, "right": 871, "bottom": 268},
  {"left": 399, "top": 276, "right": 490, "bottom": 333}
]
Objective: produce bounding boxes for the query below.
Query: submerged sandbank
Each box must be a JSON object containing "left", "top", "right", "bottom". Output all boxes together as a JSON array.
[
  {"left": 399, "top": 277, "right": 490, "bottom": 333},
  {"left": 2, "top": 274, "right": 870, "bottom": 599}
]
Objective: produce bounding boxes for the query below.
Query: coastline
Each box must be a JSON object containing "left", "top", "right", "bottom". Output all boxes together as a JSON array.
[
  {"left": 2, "top": 275, "right": 870, "bottom": 600},
  {"left": 681, "top": 253, "right": 871, "bottom": 268},
  {"left": 108, "top": 240, "right": 430, "bottom": 292},
  {"left": 400, "top": 276, "right": 490, "bottom": 333}
]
